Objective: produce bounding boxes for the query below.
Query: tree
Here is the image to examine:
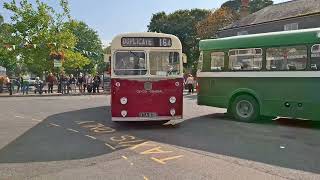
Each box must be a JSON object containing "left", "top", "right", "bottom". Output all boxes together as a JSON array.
[
  {"left": 221, "top": 0, "right": 273, "bottom": 14},
  {"left": 221, "top": 0, "right": 241, "bottom": 12},
  {"left": 0, "top": 14, "right": 3, "bottom": 25},
  {"left": 2, "top": 0, "right": 89, "bottom": 76},
  {"left": 249, "top": 0, "right": 273, "bottom": 13},
  {"left": 64, "top": 20, "right": 104, "bottom": 74},
  {"left": 196, "top": 7, "right": 239, "bottom": 39},
  {"left": 148, "top": 9, "right": 209, "bottom": 69}
]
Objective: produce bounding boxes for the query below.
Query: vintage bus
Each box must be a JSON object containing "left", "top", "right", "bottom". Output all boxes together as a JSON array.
[
  {"left": 110, "top": 32, "right": 183, "bottom": 122},
  {"left": 197, "top": 28, "right": 320, "bottom": 122}
]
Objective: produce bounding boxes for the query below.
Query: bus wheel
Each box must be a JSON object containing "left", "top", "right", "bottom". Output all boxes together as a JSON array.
[{"left": 231, "top": 95, "right": 259, "bottom": 123}]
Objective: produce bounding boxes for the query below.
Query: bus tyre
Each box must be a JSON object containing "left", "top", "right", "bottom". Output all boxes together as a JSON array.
[{"left": 231, "top": 95, "right": 259, "bottom": 123}]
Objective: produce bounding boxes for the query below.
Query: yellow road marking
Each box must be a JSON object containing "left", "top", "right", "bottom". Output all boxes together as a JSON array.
[
  {"left": 151, "top": 155, "right": 184, "bottom": 165},
  {"left": 105, "top": 143, "right": 116, "bottom": 150},
  {"left": 67, "top": 128, "right": 79, "bottom": 133},
  {"left": 49, "top": 123, "right": 61, "bottom": 127},
  {"left": 143, "top": 175, "right": 149, "bottom": 180},
  {"left": 85, "top": 135, "right": 96, "bottom": 140},
  {"left": 121, "top": 155, "right": 128, "bottom": 160},
  {"left": 15, "top": 116, "right": 24, "bottom": 118},
  {"left": 119, "top": 140, "right": 144, "bottom": 145}
]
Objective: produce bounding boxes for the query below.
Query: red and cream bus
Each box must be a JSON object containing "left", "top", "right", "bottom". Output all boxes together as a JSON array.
[{"left": 110, "top": 32, "right": 183, "bottom": 122}]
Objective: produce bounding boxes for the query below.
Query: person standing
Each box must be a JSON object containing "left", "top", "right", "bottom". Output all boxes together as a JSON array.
[
  {"left": 61, "top": 73, "right": 69, "bottom": 94},
  {"left": 47, "top": 73, "right": 55, "bottom": 93},
  {"left": 93, "top": 74, "right": 101, "bottom": 93},
  {"left": 83, "top": 74, "right": 88, "bottom": 93},
  {"left": 77, "top": 73, "right": 84, "bottom": 93},
  {"left": 86, "top": 74, "right": 93, "bottom": 93},
  {"left": 69, "top": 74, "right": 76, "bottom": 94},
  {"left": 15, "top": 76, "right": 21, "bottom": 93},
  {"left": 5, "top": 76, "right": 12, "bottom": 95},
  {"left": 185, "top": 74, "right": 194, "bottom": 94},
  {"left": 22, "top": 76, "right": 29, "bottom": 95}
]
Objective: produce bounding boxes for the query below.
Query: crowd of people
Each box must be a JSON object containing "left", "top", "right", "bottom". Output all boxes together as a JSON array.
[
  {"left": 1, "top": 73, "right": 103, "bottom": 95},
  {"left": 46, "top": 73, "right": 102, "bottom": 94}
]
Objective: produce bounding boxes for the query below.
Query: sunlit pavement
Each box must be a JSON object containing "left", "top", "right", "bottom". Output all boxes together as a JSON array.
[{"left": 0, "top": 95, "right": 320, "bottom": 179}]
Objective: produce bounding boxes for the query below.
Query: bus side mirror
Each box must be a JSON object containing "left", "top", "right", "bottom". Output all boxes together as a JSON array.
[{"left": 182, "top": 53, "right": 187, "bottom": 64}]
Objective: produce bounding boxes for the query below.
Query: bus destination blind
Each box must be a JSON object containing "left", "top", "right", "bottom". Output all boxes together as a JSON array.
[{"left": 121, "top": 37, "right": 172, "bottom": 47}]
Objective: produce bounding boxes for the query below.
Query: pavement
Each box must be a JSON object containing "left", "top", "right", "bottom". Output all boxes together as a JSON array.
[{"left": 0, "top": 94, "right": 320, "bottom": 179}]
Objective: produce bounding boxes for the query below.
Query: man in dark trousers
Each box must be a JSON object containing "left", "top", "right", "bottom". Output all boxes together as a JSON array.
[{"left": 93, "top": 75, "right": 101, "bottom": 93}]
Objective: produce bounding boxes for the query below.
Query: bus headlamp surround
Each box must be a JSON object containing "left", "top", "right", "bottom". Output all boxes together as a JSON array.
[
  {"left": 170, "top": 109, "right": 176, "bottom": 116},
  {"left": 120, "top": 97, "right": 128, "bottom": 105},
  {"left": 169, "top": 96, "right": 176, "bottom": 104},
  {"left": 121, "top": 110, "right": 127, "bottom": 117}
]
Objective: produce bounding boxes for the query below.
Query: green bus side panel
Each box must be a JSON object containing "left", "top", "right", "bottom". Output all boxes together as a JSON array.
[{"left": 198, "top": 77, "right": 320, "bottom": 121}]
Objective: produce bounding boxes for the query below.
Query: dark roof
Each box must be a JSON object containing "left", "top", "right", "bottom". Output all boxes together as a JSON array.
[{"left": 223, "top": 0, "right": 320, "bottom": 30}]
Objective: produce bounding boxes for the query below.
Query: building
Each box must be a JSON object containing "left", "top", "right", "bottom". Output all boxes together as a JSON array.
[{"left": 217, "top": 0, "right": 320, "bottom": 38}]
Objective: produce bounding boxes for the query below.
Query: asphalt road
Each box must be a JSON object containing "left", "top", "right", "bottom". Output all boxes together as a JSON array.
[{"left": 0, "top": 94, "right": 320, "bottom": 179}]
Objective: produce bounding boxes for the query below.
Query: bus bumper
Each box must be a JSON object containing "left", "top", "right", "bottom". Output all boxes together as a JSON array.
[{"left": 112, "top": 115, "right": 183, "bottom": 122}]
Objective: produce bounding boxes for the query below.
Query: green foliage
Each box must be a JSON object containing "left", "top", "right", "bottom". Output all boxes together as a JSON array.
[
  {"left": 2, "top": 0, "right": 79, "bottom": 76},
  {"left": 64, "top": 20, "right": 104, "bottom": 74},
  {"left": 221, "top": 0, "right": 241, "bottom": 12},
  {"left": 1, "top": 0, "right": 103, "bottom": 76},
  {"left": 148, "top": 9, "right": 209, "bottom": 68},
  {"left": 0, "top": 14, "right": 3, "bottom": 25},
  {"left": 62, "top": 49, "right": 90, "bottom": 74},
  {"left": 221, "top": 0, "right": 274, "bottom": 14}
]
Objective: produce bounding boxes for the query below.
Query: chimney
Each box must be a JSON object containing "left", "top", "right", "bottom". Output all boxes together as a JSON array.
[{"left": 240, "top": 0, "right": 249, "bottom": 19}]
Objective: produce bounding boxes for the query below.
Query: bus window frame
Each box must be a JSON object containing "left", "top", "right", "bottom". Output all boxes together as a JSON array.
[
  {"left": 310, "top": 44, "right": 320, "bottom": 71},
  {"left": 266, "top": 45, "right": 308, "bottom": 71},
  {"left": 228, "top": 48, "right": 263, "bottom": 71},
  {"left": 210, "top": 51, "right": 225, "bottom": 72},
  {"left": 148, "top": 50, "right": 182, "bottom": 77},
  {"left": 113, "top": 50, "right": 148, "bottom": 76}
]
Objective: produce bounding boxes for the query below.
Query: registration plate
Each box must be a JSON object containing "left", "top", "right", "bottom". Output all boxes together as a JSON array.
[{"left": 139, "top": 112, "right": 157, "bottom": 118}]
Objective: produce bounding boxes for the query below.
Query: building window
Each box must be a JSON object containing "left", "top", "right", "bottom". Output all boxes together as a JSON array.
[
  {"left": 211, "top": 52, "right": 224, "bottom": 71},
  {"left": 237, "top": 31, "right": 248, "bottom": 36},
  {"left": 284, "top": 23, "right": 298, "bottom": 31},
  {"left": 229, "top": 48, "right": 262, "bottom": 71},
  {"left": 311, "top": 44, "right": 320, "bottom": 70},
  {"left": 266, "top": 46, "right": 307, "bottom": 71}
]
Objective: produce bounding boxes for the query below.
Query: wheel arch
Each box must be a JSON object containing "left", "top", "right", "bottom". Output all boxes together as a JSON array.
[{"left": 228, "top": 88, "right": 261, "bottom": 111}]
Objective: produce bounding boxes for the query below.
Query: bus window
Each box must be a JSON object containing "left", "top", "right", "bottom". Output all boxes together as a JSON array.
[
  {"left": 211, "top": 52, "right": 224, "bottom": 71},
  {"left": 266, "top": 46, "right": 307, "bottom": 71},
  {"left": 311, "top": 44, "right": 320, "bottom": 70},
  {"left": 149, "top": 52, "right": 180, "bottom": 76},
  {"left": 114, "top": 51, "right": 147, "bottom": 75},
  {"left": 229, "top": 48, "right": 262, "bottom": 71}
]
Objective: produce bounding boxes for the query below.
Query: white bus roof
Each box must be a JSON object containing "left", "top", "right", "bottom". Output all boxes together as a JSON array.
[{"left": 111, "top": 32, "right": 182, "bottom": 50}]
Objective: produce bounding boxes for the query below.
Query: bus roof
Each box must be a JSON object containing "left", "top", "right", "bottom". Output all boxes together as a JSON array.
[
  {"left": 111, "top": 32, "right": 182, "bottom": 50},
  {"left": 199, "top": 28, "right": 320, "bottom": 51}
]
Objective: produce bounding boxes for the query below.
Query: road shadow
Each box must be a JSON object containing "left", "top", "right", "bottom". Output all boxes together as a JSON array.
[
  {"left": 0, "top": 106, "right": 115, "bottom": 163},
  {"left": 112, "top": 112, "right": 320, "bottom": 174},
  {"left": 1, "top": 106, "right": 320, "bottom": 174}
]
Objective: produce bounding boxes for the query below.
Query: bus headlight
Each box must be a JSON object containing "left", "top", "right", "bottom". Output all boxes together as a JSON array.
[
  {"left": 170, "top": 109, "right": 176, "bottom": 116},
  {"left": 121, "top": 110, "right": 127, "bottom": 117},
  {"left": 169, "top": 96, "right": 176, "bottom": 104},
  {"left": 120, "top": 97, "right": 128, "bottom": 105}
]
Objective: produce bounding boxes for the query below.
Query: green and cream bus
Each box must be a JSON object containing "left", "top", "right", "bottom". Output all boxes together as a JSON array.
[{"left": 197, "top": 28, "right": 320, "bottom": 122}]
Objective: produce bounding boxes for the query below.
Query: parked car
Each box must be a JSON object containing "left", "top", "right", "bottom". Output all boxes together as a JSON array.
[{"left": 27, "top": 77, "right": 36, "bottom": 86}]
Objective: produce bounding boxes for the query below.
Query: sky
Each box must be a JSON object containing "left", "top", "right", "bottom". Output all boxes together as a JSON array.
[{"left": 1, "top": 0, "right": 288, "bottom": 46}]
